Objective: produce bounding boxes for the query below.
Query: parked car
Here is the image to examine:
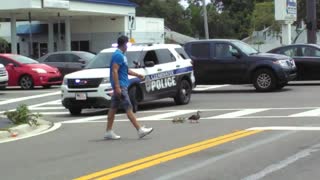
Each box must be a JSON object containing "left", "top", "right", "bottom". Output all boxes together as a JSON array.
[
  {"left": 184, "top": 39, "right": 297, "bottom": 92},
  {"left": 37, "top": 51, "right": 95, "bottom": 77},
  {"left": 267, "top": 44, "right": 320, "bottom": 80},
  {"left": 0, "top": 54, "right": 62, "bottom": 89},
  {"left": 61, "top": 44, "right": 195, "bottom": 115},
  {"left": 0, "top": 63, "right": 9, "bottom": 89}
]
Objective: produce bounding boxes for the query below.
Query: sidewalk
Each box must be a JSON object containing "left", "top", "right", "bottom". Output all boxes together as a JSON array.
[{"left": 0, "top": 116, "right": 54, "bottom": 140}]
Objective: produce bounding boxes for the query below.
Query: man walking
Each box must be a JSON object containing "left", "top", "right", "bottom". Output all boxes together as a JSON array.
[{"left": 104, "top": 35, "right": 153, "bottom": 140}]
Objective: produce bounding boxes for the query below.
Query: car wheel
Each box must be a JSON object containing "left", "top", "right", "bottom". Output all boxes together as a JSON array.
[
  {"left": 68, "top": 107, "right": 82, "bottom": 115},
  {"left": 253, "top": 69, "right": 276, "bottom": 92},
  {"left": 43, "top": 85, "right": 52, "bottom": 89},
  {"left": 19, "top": 75, "right": 34, "bottom": 89},
  {"left": 276, "top": 82, "right": 287, "bottom": 90},
  {"left": 174, "top": 79, "right": 192, "bottom": 105},
  {"left": 129, "top": 86, "right": 139, "bottom": 113}
]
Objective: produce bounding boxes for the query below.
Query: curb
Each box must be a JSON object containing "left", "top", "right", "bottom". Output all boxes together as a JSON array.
[{"left": 0, "top": 119, "right": 54, "bottom": 140}]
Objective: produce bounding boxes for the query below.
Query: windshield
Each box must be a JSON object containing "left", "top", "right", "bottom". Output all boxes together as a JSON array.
[
  {"left": 79, "top": 52, "right": 95, "bottom": 60},
  {"left": 85, "top": 51, "right": 142, "bottom": 69},
  {"left": 8, "top": 55, "right": 39, "bottom": 64},
  {"left": 232, "top": 41, "right": 258, "bottom": 55}
]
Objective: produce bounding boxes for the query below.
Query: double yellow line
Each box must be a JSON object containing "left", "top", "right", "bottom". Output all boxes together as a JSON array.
[{"left": 75, "top": 130, "right": 263, "bottom": 180}]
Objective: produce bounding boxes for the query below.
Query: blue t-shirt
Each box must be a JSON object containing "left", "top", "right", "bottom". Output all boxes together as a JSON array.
[{"left": 110, "top": 49, "right": 129, "bottom": 88}]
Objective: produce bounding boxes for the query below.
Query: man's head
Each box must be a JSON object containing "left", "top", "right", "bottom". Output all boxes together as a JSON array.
[{"left": 117, "top": 35, "right": 129, "bottom": 52}]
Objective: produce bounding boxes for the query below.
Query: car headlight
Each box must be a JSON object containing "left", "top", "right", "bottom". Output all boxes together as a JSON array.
[
  {"left": 275, "top": 60, "right": 290, "bottom": 68},
  {"left": 101, "top": 77, "right": 110, "bottom": 84},
  {"left": 32, "top": 68, "right": 47, "bottom": 74},
  {"left": 62, "top": 78, "right": 68, "bottom": 85}
]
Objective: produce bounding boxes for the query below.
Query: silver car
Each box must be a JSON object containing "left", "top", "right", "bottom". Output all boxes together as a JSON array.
[{"left": 38, "top": 51, "right": 95, "bottom": 77}]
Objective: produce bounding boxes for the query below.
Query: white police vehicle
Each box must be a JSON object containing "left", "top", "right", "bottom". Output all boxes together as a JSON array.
[
  {"left": 61, "top": 44, "right": 195, "bottom": 115},
  {"left": 0, "top": 64, "right": 8, "bottom": 89}
]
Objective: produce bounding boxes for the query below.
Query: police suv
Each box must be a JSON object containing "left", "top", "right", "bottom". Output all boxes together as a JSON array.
[{"left": 61, "top": 44, "right": 195, "bottom": 115}]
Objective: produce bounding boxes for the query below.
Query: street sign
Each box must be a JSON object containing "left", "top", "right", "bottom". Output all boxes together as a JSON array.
[
  {"left": 42, "top": 0, "right": 70, "bottom": 9},
  {"left": 275, "top": 0, "right": 297, "bottom": 22},
  {"left": 128, "top": 15, "right": 136, "bottom": 30}
]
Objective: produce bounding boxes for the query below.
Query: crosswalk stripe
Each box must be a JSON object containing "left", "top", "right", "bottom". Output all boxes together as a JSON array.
[
  {"left": 206, "top": 109, "right": 269, "bottom": 119},
  {"left": 138, "top": 110, "right": 196, "bottom": 121},
  {"left": 30, "top": 107, "right": 65, "bottom": 110},
  {"left": 193, "top": 85, "right": 229, "bottom": 91},
  {"left": 289, "top": 108, "right": 320, "bottom": 117}
]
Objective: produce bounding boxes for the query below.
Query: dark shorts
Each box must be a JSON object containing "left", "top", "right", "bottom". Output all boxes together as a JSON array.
[{"left": 110, "top": 87, "right": 132, "bottom": 111}]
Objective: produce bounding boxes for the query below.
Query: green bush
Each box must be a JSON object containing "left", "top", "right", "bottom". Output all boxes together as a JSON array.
[{"left": 4, "top": 104, "right": 41, "bottom": 126}]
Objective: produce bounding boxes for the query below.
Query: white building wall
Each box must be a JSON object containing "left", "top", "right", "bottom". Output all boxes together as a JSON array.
[
  {"left": 126, "top": 17, "right": 165, "bottom": 44},
  {"left": 1, "top": 16, "right": 165, "bottom": 55}
]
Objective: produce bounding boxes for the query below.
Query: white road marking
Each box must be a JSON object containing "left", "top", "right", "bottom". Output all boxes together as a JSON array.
[
  {"left": 243, "top": 143, "right": 320, "bottom": 180},
  {"left": 207, "top": 109, "right": 269, "bottom": 119},
  {"left": 0, "top": 91, "right": 60, "bottom": 105},
  {"left": 289, "top": 108, "right": 320, "bottom": 117},
  {"left": 28, "top": 100, "right": 61, "bottom": 108},
  {"left": 61, "top": 114, "right": 123, "bottom": 124},
  {"left": 156, "top": 131, "right": 294, "bottom": 180},
  {"left": 138, "top": 110, "right": 196, "bottom": 121},
  {"left": 29, "top": 107, "right": 65, "bottom": 110},
  {"left": 193, "top": 85, "right": 229, "bottom": 91},
  {"left": 247, "top": 126, "right": 320, "bottom": 131}
]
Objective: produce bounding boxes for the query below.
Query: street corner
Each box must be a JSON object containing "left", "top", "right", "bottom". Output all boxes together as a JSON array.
[{"left": 0, "top": 119, "right": 60, "bottom": 143}]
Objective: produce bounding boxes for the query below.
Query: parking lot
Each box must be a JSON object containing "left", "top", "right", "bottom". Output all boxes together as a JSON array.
[{"left": 1, "top": 82, "right": 320, "bottom": 180}]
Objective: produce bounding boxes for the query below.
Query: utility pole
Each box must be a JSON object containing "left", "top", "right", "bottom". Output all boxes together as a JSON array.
[
  {"left": 202, "top": 0, "right": 209, "bottom": 39},
  {"left": 306, "top": 0, "right": 317, "bottom": 43}
]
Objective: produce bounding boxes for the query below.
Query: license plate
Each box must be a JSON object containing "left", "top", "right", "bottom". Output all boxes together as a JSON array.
[{"left": 75, "top": 93, "right": 87, "bottom": 100}]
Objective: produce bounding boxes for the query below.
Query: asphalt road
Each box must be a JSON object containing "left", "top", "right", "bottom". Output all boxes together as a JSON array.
[{"left": 1, "top": 82, "right": 320, "bottom": 180}]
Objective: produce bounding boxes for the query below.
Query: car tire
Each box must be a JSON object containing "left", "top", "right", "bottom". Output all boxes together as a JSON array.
[
  {"left": 68, "top": 107, "right": 82, "bottom": 115},
  {"left": 19, "top": 75, "right": 34, "bottom": 89},
  {"left": 174, "top": 79, "right": 192, "bottom": 105},
  {"left": 253, "top": 69, "right": 277, "bottom": 92},
  {"left": 276, "top": 82, "right": 287, "bottom": 90},
  {"left": 129, "top": 86, "right": 139, "bottom": 113}
]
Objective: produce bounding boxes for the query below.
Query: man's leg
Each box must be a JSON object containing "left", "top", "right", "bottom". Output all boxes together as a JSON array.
[
  {"left": 126, "top": 109, "right": 140, "bottom": 130},
  {"left": 107, "top": 108, "right": 118, "bottom": 131}
]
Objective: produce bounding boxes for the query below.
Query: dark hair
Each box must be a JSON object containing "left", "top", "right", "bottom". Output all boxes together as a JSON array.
[{"left": 117, "top": 35, "right": 129, "bottom": 47}]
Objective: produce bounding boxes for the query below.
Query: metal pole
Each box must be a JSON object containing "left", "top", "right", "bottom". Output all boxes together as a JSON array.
[
  {"left": 10, "top": 14, "right": 17, "bottom": 54},
  {"left": 28, "top": 12, "right": 33, "bottom": 57},
  {"left": 202, "top": 0, "right": 209, "bottom": 39},
  {"left": 306, "top": 0, "right": 317, "bottom": 43}
]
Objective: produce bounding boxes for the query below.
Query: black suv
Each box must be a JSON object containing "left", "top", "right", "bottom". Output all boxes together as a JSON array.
[{"left": 184, "top": 39, "right": 297, "bottom": 92}]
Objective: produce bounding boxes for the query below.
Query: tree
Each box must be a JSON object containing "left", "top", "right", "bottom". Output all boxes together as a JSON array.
[
  {"left": 0, "top": 37, "right": 8, "bottom": 53},
  {"left": 130, "top": 0, "right": 193, "bottom": 36}
]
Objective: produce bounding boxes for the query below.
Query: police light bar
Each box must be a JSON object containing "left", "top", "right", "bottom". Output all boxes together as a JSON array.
[{"left": 111, "top": 42, "right": 133, "bottom": 48}]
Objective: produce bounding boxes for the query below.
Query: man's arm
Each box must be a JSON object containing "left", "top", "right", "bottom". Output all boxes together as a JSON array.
[
  {"left": 112, "top": 63, "right": 121, "bottom": 95},
  {"left": 128, "top": 69, "right": 144, "bottom": 80}
]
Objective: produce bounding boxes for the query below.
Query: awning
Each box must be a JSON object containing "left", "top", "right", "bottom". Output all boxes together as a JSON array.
[{"left": 72, "top": 0, "right": 137, "bottom": 7}]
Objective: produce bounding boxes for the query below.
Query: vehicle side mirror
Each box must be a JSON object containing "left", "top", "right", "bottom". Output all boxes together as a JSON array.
[
  {"left": 231, "top": 50, "right": 241, "bottom": 58},
  {"left": 133, "top": 61, "right": 141, "bottom": 68},
  {"left": 78, "top": 59, "right": 86, "bottom": 64},
  {"left": 7, "top": 63, "right": 15, "bottom": 69},
  {"left": 144, "top": 61, "right": 155, "bottom": 67}
]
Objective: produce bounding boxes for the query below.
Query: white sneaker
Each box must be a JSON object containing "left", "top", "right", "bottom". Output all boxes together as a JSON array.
[
  {"left": 104, "top": 130, "right": 121, "bottom": 140},
  {"left": 138, "top": 126, "right": 153, "bottom": 138}
]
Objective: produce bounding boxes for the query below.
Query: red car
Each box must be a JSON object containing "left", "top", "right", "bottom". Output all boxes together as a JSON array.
[{"left": 0, "top": 54, "right": 62, "bottom": 89}]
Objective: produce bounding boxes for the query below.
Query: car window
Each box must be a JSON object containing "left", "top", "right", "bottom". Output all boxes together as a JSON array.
[
  {"left": 190, "top": 43, "right": 210, "bottom": 59},
  {"left": 143, "top": 50, "right": 159, "bottom": 65},
  {"left": 156, "top": 49, "right": 176, "bottom": 64},
  {"left": 302, "top": 47, "right": 320, "bottom": 57},
  {"left": 280, "top": 47, "right": 299, "bottom": 57},
  {"left": 86, "top": 51, "right": 140, "bottom": 69},
  {"left": 46, "top": 54, "right": 65, "bottom": 62},
  {"left": 78, "top": 52, "right": 95, "bottom": 60},
  {"left": 174, "top": 48, "right": 190, "bottom": 59},
  {"left": 215, "top": 43, "right": 237, "bottom": 58},
  {"left": 7, "top": 55, "right": 38, "bottom": 64},
  {"left": 0, "top": 57, "right": 10, "bottom": 66},
  {"left": 65, "top": 54, "right": 81, "bottom": 63}
]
